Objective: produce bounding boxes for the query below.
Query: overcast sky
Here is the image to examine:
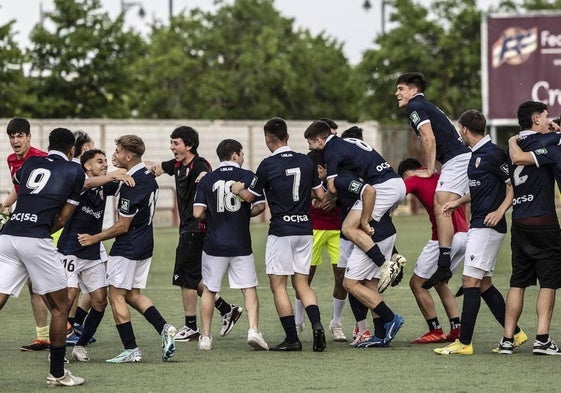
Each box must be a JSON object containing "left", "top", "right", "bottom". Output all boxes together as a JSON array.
[{"left": 0, "top": 0, "right": 499, "bottom": 64}]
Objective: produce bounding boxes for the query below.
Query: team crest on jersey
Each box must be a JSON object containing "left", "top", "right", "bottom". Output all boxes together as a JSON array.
[
  {"left": 534, "top": 148, "right": 548, "bottom": 156},
  {"left": 120, "top": 198, "right": 130, "bottom": 213},
  {"left": 348, "top": 180, "right": 362, "bottom": 194},
  {"left": 500, "top": 163, "right": 509, "bottom": 175},
  {"left": 475, "top": 157, "right": 481, "bottom": 168},
  {"left": 410, "top": 111, "right": 421, "bottom": 126}
]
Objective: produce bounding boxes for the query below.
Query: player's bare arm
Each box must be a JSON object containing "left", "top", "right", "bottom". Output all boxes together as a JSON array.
[
  {"left": 508, "top": 136, "right": 535, "bottom": 165},
  {"left": 484, "top": 182, "right": 513, "bottom": 227},
  {"left": 193, "top": 205, "right": 206, "bottom": 222},
  {"left": 84, "top": 169, "right": 135, "bottom": 189},
  {"left": 418, "top": 123, "right": 437, "bottom": 176},
  {"left": 77, "top": 215, "right": 133, "bottom": 246},
  {"left": 231, "top": 181, "right": 255, "bottom": 203},
  {"left": 250, "top": 202, "right": 266, "bottom": 217},
  {"left": 51, "top": 202, "right": 80, "bottom": 233}
]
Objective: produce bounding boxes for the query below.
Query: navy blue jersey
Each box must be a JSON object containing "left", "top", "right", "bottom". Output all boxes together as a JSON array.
[
  {"left": 406, "top": 94, "right": 470, "bottom": 164},
  {"left": 3, "top": 152, "right": 85, "bottom": 238},
  {"left": 468, "top": 136, "right": 510, "bottom": 233},
  {"left": 509, "top": 132, "right": 557, "bottom": 220},
  {"left": 250, "top": 146, "right": 321, "bottom": 237},
  {"left": 530, "top": 132, "right": 561, "bottom": 192},
  {"left": 58, "top": 181, "right": 120, "bottom": 259},
  {"left": 334, "top": 171, "right": 396, "bottom": 242},
  {"left": 109, "top": 164, "right": 158, "bottom": 260},
  {"left": 162, "top": 156, "right": 212, "bottom": 234},
  {"left": 194, "top": 162, "right": 263, "bottom": 256},
  {"left": 324, "top": 135, "right": 397, "bottom": 185}
]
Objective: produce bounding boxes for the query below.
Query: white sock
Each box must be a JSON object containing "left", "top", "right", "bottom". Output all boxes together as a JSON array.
[
  {"left": 331, "top": 297, "right": 346, "bottom": 326},
  {"left": 294, "top": 298, "right": 304, "bottom": 326},
  {"left": 357, "top": 319, "right": 368, "bottom": 334}
]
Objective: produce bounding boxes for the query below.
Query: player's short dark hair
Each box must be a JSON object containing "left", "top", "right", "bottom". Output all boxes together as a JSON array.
[
  {"left": 396, "top": 72, "right": 427, "bottom": 92},
  {"left": 48, "top": 128, "right": 75, "bottom": 153},
  {"left": 263, "top": 117, "right": 288, "bottom": 142},
  {"left": 304, "top": 120, "right": 331, "bottom": 140},
  {"left": 458, "top": 110, "right": 486, "bottom": 136},
  {"left": 6, "top": 117, "right": 30, "bottom": 136},
  {"left": 341, "top": 126, "right": 364, "bottom": 140},
  {"left": 170, "top": 126, "right": 199, "bottom": 155},
  {"left": 307, "top": 149, "right": 325, "bottom": 167},
  {"left": 397, "top": 158, "right": 422, "bottom": 178},
  {"left": 517, "top": 101, "right": 548, "bottom": 130},
  {"left": 318, "top": 118, "right": 338, "bottom": 130},
  {"left": 73, "top": 130, "right": 92, "bottom": 158},
  {"left": 115, "top": 134, "right": 145, "bottom": 158},
  {"left": 80, "top": 149, "right": 106, "bottom": 170},
  {"left": 216, "top": 139, "right": 243, "bottom": 162}
]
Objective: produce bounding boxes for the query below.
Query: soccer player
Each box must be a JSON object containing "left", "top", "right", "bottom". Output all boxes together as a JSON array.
[
  {"left": 77, "top": 135, "right": 177, "bottom": 363},
  {"left": 0, "top": 128, "right": 85, "bottom": 386},
  {"left": 232, "top": 117, "right": 327, "bottom": 352},
  {"left": 397, "top": 158, "right": 466, "bottom": 344},
  {"left": 304, "top": 120, "right": 406, "bottom": 292},
  {"left": 57, "top": 149, "right": 134, "bottom": 362},
  {"left": 395, "top": 72, "right": 471, "bottom": 288},
  {"left": 498, "top": 101, "right": 561, "bottom": 355},
  {"left": 294, "top": 149, "right": 346, "bottom": 342},
  {"left": 148, "top": 126, "right": 242, "bottom": 342},
  {"left": 433, "top": 110, "right": 526, "bottom": 355},
  {"left": 2, "top": 117, "right": 51, "bottom": 352},
  {"left": 193, "top": 139, "right": 268, "bottom": 351}
]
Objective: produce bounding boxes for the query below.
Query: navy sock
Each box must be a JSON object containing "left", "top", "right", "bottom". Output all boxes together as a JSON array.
[
  {"left": 373, "top": 317, "right": 386, "bottom": 338},
  {"left": 49, "top": 345, "right": 66, "bottom": 378},
  {"left": 427, "top": 317, "right": 441, "bottom": 331},
  {"left": 437, "top": 247, "right": 451, "bottom": 268},
  {"left": 305, "top": 304, "right": 321, "bottom": 327},
  {"left": 185, "top": 315, "right": 197, "bottom": 331},
  {"left": 215, "top": 297, "right": 231, "bottom": 315},
  {"left": 116, "top": 322, "right": 137, "bottom": 350},
  {"left": 372, "top": 302, "right": 394, "bottom": 323},
  {"left": 280, "top": 315, "right": 299, "bottom": 343},
  {"left": 143, "top": 306, "right": 167, "bottom": 334},
  {"left": 459, "top": 287, "right": 481, "bottom": 345},
  {"left": 74, "top": 306, "right": 88, "bottom": 326},
  {"left": 77, "top": 308, "right": 104, "bottom": 346},
  {"left": 366, "top": 245, "right": 386, "bottom": 267},
  {"left": 481, "top": 285, "right": 506, "bottom": 326},
  {"left": 348, "top": 294, "right": 368, "bottom": 323}
]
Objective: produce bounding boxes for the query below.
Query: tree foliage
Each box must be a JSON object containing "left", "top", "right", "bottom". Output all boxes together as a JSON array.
[
  {"left": 134, "top": 0, "right": 361, "bottom": 120},
  {"left": 27, "top": 0, "right": 146, "bottom": 118},
  {"left": 0, "top": 20, "right": 30, "bottom": 117}
]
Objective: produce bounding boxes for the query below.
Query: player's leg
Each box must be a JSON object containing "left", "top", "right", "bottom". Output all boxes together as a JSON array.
[
  {"left": 25, "top": 283, "right": 51, "bottom": 350},
  {"left": 327, "top": 230, "right": 346, "bottom": 341},
  {"left": 0, "top": 293, "right": 8, "bottom": 309}
]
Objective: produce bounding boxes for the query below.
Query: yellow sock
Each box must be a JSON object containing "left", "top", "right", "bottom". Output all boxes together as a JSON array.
[{"left": 36, "top": 326, "right": 49, "bottom": 342}]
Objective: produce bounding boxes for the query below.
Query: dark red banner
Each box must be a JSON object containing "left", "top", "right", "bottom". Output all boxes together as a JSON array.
[{"left": 483, "top": 13, "right": 561, "bottom": 121}]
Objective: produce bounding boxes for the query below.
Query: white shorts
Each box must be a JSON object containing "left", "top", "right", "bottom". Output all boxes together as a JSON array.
[
  {"left": 58, "top": 252, "right": 107, "bottom": 293},
  {"left": 337, "top": 238, "right": 355, "bottom": 269},
  {"left": 413, "top": 232, "right": 467, "bottom": 279},
  {"left": 202, "top": 252, "right": 258, "bottom": 292},
  {"left": 100, "top": 243, "right": 108, "bottom": 262},
  {"left": 106, "top": 255, "right": 152, "bottom": 290},
  {"left": 463, "top": 228, "right": 505, "bottom": 280},
  {"left": 351, "top": 177, "right": 406, "bottom": 221},
  {"left": 344, "top": 234, "right": 396, "bottom": 281},
  {"left": 0, "top": 236, "right": 67, "bottom": 297},
  {"left": 436, "top": 152, "right": 471, "bottom": 196},
  {"left": 265, "top": 235, "right": 312, "bottom": 275}
]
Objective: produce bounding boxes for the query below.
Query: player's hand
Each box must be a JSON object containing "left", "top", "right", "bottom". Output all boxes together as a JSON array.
[
  {"left": 77, "top": 233, "right": 96, "bottom": 247},
  {"left": 360, "top": 220, "right": 375, "bottom": 236},
  {"left": 415, "top": 168, "right": 433, "bottom": 178},
  {"left": 149, "top": 164, "right": 164, "bottom": 177},
  {"left": 195, "top": 171, "right": 207, "bottom": 183},
  {"left": 231, "top": 181, "right": 245, "bottom": 195},
  {"left": 118, "top": 174, "right": 136, "bottom": 187},
  {"left": 441, "top": 201, "right": 458, "bottom": 217},
  {"left": 484, "top": 210, "right": 502, "bottom": 227},
  {"left": 318, "top": 192, "right": 337, "bottom": 211}
]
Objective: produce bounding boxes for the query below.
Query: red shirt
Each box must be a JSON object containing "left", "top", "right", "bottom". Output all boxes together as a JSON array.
[
  {"left": 405, "top": 173, "right": 468, "bottom": 241},
  {"left": 310, "top": 202, "right": 341, "bottom": 231},
  {"left": 7, "top": 146, "right": 47, "bottom": 191}
]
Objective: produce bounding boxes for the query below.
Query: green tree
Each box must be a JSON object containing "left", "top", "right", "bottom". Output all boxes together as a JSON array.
[
  {"left": 135, "top": 0, "right": 360, "bottom": 120},
  {"left": 26, "top": 0, "right": 146, "bottom": 118},
  {"left": 0, "top": 19, "right": 30, "bottom": 117}
]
